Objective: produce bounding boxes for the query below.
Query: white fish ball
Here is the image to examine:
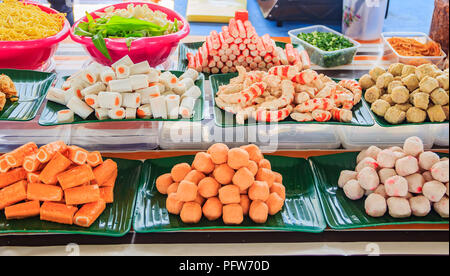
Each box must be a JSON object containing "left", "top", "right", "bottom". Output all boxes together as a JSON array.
[
  {"left": 447, "top": 183, "right": 449, "bottom": 196},
  {"left": 357, "top": 167, "right": 380, "bottom": 191},
  {"left": 343, "top": 180, "right": 365, "bottom": 200},
  {"left": 418, "top": 151, "right": 440, "bottom": 171},
  {"left": 393, "top": 151, "right": 407, "bottom": 160},
  {"left": 403, "top": 192, "right": 413, "bottom": 199},
  {"left": 405, "top": 173, "right": 425, "bottom": 194},
  {"left": 338, "top": 170, "right": 358, "bottom": 188},
  {"left": 422, "top": 180, "right": 447, "bottom": 202},
  {"left": 377, "top": 149, "right": 397, "bottom": 168},
  {"left": 403, "top": 136, "right": 424, "bottom": 157},
  {"left": 395, "top": 156, "right": 419, "bottom": 176},
  {"left": 385, "top": 175, "right": 409, "bottom": 197},
  {"left": 365, "top": 193, "right": 387, "bottom": 217},
  {"left": 433, "top": 196, "right": 449, "bottom": 218},
  {"left": 430, "top": 160, "right": 449, "bottom": 183},
  {"left": 387, "top": 197, "right": 412, "bottom": 218},
  {"left": 365, "top": 146, "right": 382, "bottom": 160},
  {"left": 356, "top": 157, "right": 379, "bottom": 172},
  {"left": 409, "top": 196, "right": 431, "bottom": 217},
  {"left": 388, "top": 146, "right": 404, "bottom": 153},
  {"left": 379, "top": 168, "right": 397, "bottom": 184},
  {"left": 356, "top": 150, "right": 367, "bottom": 163},
  {"left": 423, "top": 171, "right": 434, "bottom": 182},
  {"left": 374, "top": 184, "right": 388, "bottom": 199}
]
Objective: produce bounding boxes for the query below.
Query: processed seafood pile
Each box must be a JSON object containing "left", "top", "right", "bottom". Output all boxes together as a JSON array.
[
  {"left": 215, "top": 65, "right": 362, "bottom": 124},
  {"left": 0, "top": 74, "right": 18, "bottom": 111},
  {"left": 338, "top": 136, "right": 449, "bottom": 219}
]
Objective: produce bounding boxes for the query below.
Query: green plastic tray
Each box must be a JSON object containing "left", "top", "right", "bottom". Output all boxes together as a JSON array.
[
  {"left": 210, "top": 73, "right": 375, "bottom": 127},
  {"left": 0, "top": 69, "right": 56, "bottom": 121},
  {"left": 133, "top": 155, "right": 326, "bottom": 233},
  {"left": 0, "top": 158, "right": 142, "bottom": 237},
  {"left": 309, "top": 152, "right": 449, "bottom": 230},
  {"left": 38, "top": 71, "right": 205, "bottom": 126}
]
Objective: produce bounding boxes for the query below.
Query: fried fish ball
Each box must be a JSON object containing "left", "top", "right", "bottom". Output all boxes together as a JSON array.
[
  {"left": 228, "top": 148, "right": 250, "bottom": 170},
  {"left": 195, "top": 193, "right": 205, "bottom": 206},
  {"left": 442, "top": 105, "right": 449, "bottom": 120},
  {"left": 365, "top": 193, "right": 387, "bottom": 217},
  {"left": 374, "top": 184, "right": 388, "bottom": 198},
  {"left": 387, "top": 197, "right": 412, "bottom": 218},
  {"left": 248, "top": 181, "right": 270, "bottom": 201},
  {"left": 415, "top": 64, "right": 435, "bottom": 80},
  {"left": 258, "top": 159, "right": 271, "bottom": 170},
  {"left": 213, "top": 164, "right": 234, "bottom": 185},
  {"left": 436, "top": 74, "right": 449, "bottom": 90},
  {"left": 266, "top": 192, "right": 284, "bottom": 215},
  {"left": 338, "top": 170, "right": 358, "bottom": 188},
  {"left": 377, "top": 149, "right": 397, "bottom": 168},
  {"left": 365, "top": 86, "right": 381, "bottom": 103},
  {"left": 371, "top": 99, "right": 391, "bottom": 117},
  {"left": 369, "top": 66, "right": 386, "bottom": 81},
  {"left": 430, "top": 88, "right": 449, "bottom": 106},
  {"left": 240, "top": 194, "right": 250, "bottom": 215},
  {"left": 433, "top": 196, "right": 449, "bottom": 218},
  {"left": 423, "top": 180, "right": 447, "bottom": 202},
  {"left": 385, "top": 175, "right": 409, "bottom": 197},
  {"left": 167, "top": 182, "right": 179, "bottom": 195},
  {"left": 403, "top": 136, "right": 424, "bottom": 157},
  {"left": 359, "top": 74, "right": 375, "bottom": 89},
  {"left": 419, "top": 151, "right": 440, "bottom": 170},
  {"left": 171, "top": 163, "right": 192, "bottom": 182},
  {"left": 357, "top": 167, "right": 380, "bottom": 191},
  {"left": 401, "top": 65, "right": 416, "bottom": 77},
  {"left": 180, "top": 202, "right": 202, "bottom": 224},
  {"left": 156, "top": 173, "right": 173, "bottom": 195},
  {"left": 184, "top": 170, "right": 206, "bottom": 185},
  {"left": 273, "top": 172, "right": 283, "bottom": 183},
  {"left": 207, "top": 143, "right": 229, "bottom": 164},
  {"left": 380, "top": 94, "right": 395, "bottom": 105},
  {"left": 166, "top": 193, "right": 184, "bottom": 215},
  {"left": 412, "top": 92, "right": 430, "bottom": 110},
  {"left": 395, "top": 156, "right": 419, "bottom": 176},
  {"left": 198, "top": 177, "right": 221, "bottom": 198},
  {"left": 176, "top": 180, "right": 198, "bottom": 202},
  {"left": 240, "top": 144, "right": 264, "bottom": 163},
  {"left": 256, "top": 168, "right": 275, "bottom": 188},
  {"left": 376, "top": 72, "right": 394, "bottom": 89},
  {"left": 232, "top": 167, "right": 255, "bottom": 192},
  {"left": 405, "top": 173, "right": 425, "bottom": 194},
  {"left": 248, "top": 200, "right": 269, "bottom": 223},
  {"left": 384, "top": 106, "right": 406, "bottom": 124},
  {"left": 247, "top": 160, "right": 259, "bottom": 176},
  {"left": 388, "top": 63, "right": 404, "bottom": 76},
  {"left": 222, "top": 204, "right": 244, "bottom": 225},
  {"left": 427, "top": 105, "right": 447, "bottom": 122},
  {"left": 401, "top": 74, "right": 419, "bottom": 91},
  {"left": 192, "top": 152, "right": 215, "bottom": 174},
  {"left": 218, "top": 185, "right": 241, "bottom": 204},
  {"left": 270, "top": 182, "right": 286, "bottom": 200},
  {"left": 356, "top": 157, "right": 379, "bottom": 172},
  {"left": 202, "top": 197, "right": 223, "bottom": 221},
  {"left": 419, "top": 76, "right": 440, "bottom": 93},
  {"left": 409, "top": 196, "right": 431, "bottom": 217},
  {"left": 379, "top": 168, "right": 397, "bottom": 184},
  {"left": 431, "top": 160, "right": 449, "bottom": 183},
  {"left": 406, "top": 107, "right": 427, "bottom": 123},
  {"left": 343, "top": 179, "right": 365, "bottom": 200},
  {"left": 391, "top": 86, "right": 410, "bottom": 104},
  {"left": 387, "top": 81, "right": 404, "bottom": 94},
  {"left": 395, "top": 103, "right": 412, "bottom": 112}
]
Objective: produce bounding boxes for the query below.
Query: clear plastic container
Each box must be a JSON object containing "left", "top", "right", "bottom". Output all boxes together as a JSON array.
[
  {"left": 382, "top": 32, "right": 447, "bottom": 68},
  {"left": 432, "top": 124, "right": 449, "bottom": 147},
  {"left": 288, "top": 25, "right": 361, "bottom": 68},
  {"left": 159, "top": 120, "right": 214, "bottom": 150}
]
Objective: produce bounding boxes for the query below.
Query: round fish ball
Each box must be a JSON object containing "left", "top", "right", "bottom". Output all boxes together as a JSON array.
[
  {"left": 423, "top": 180, "right": 447, "bottom": 202},
  {"left": 255, "top": 168, "right": 276, "bottom": 188},
  {"left": 156, "top": 173, "right": 173, "bottom": 195},
  {"left": 249, "top": 200, "right": 269, "bottom": 223},
  {"left": 213, "top": 164, "right": 235, "bottom": 185},
  {"left": 222, "top": 204, "right": 244, "bottom": 225},
  {"left": 207, "top": 143, "right": 229, "bottom": 164},
  {"left": 384, "top": 106, "right": 406, "bottom": 124},
  {"left": 270, "top": 182, "right": 286, "bottom": 200},
  {"left": 418, "top": 151, "right": 440, "bottom": 170},
  {"left": 198, "top": 177, "right": 221, "bottom": 198},
  {"left": 423, "top": 171, "right": 434, "bottom": 182},
  {"left": 406, "top": 107, "right": 427, "bottom": 123},
  {"left": 409, "top": 196, "right": 431, "bottom": 217},
  {"left": 176, "top": 180, "right": 198, "bottom": 202},
  {"left": 240, "top": 144, "right": 264, "bottom": 163},
  {"left": 395, "top": 156, "right": 419, "bottom": 176},
  {"left": 433, "top": 196, "right": 449, "bottom": 218},
  {"left": 180, "top": 202, "right": 202, "bottom": 224},
  {"left": 202, "top": 197, "right": 223, "bottom": 221},
  {"left": 365, "top": 86, "right": 381, "bottom": 103},
  {"left": 247, "top": 160, "right": 259, "bottom": 176},
  {"left": 240, "top": 195, "right": 250, "bottom": 216},
  {"left": 171, "top": 163, "right": 192, "bottom": 182},
  {"left": 232, "top": 167, "right": 255, "bottom": 192},
  {"left": 258, "top": 159, "right": 271, "bottom": 170},
  {"left": 391, "top": 86, "right": 410, "bottom": 104},
  {"left": 356, "top": 157, "right": 379, "bottom": 172},
  {"left": 388, "top": 63, "right": 404, "bottom": 76},
  {"left": 356, "top": 150, "right": 367, "bottom": 163},
  {"left": 167, "top": 182, "right": 179, "bottom": 195},
  {"left": 248, "top": 181, "right": 270, "bottom": 201},
  {"left": 387, "top": 197, "right": 412, "bottom": 218},
  {"left": 389, "top": 146, "right": 404, "bottom": 152},
  {"left": 267, "top": 192, "right": 285, "bottom": 216},
  {"left": 273, "top": 172, "right": 283, "bottom": 183},
  {"left": 393, "top": 151, "right": 406, "bottom": 160},
  {"left": 228, "top": 148, "right": 250, "bottom": 170},
  {"left": 343, "top": 180, "right": 365, "bottom": 200},
  {"left": 365, "top": 193, "right": 387, "bottom": 217},
  {"left": 359, "top": 74, "right": 375, "bottom": 89},
  {"left": 371, "top": 99, "right": 391, "bottom": 117},
  {"left": 405, "top": 173, "right": 425, "bottom": 194},
  {"left": 385, "top": 175, "right": 409, "bottom": 197},
  {"left": 379, "top": 168, "right": 397, "bottom": 184},
  {"left": 166, "top": 193, "right": 184, "bottom": 215},
  {"left": 192, "top": 152, "right": 215, "bottom": 174},
  {"left": 357, "top": 167, "right": 380, "bottom": 191},
  {"left": 403, "top": 136, "right": 424, "bottom": 157},
  {"left": 218, "top": 185, "right": 241, "bottom": 204},
  {"left": 184, "top": 170, "right": 206, "bottom": 185},
  {"left": 338, "top": 170, "right": 358, "bottom": 188},
  {"left": 377, "top": 149, "right": 397, "bottom": 168},
  {"left": 376, "top": 72, "right": 394, "bottom": 89},
  {"left": 431, "top": 160, "right": 449, "bottom": 183},
  {"left": 374, "top": 184, "right": 388, "bottom": 198},
  {"left": 369, "top": 66, "right": 386, "bottom": 81}
]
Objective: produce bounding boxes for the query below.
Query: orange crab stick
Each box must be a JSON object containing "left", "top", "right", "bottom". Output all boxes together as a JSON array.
[
  {"left": 73, "top": 199, "right": 106, "bottom": 228},
  {"left": 40, "top": 201, "right": 78, "bottom": 225},
  {"left": 0, "top": 167, "right": 27, "bottom": 189},
  {"left": 23, "top": 154, "right": 42, "bottom": 173},
  {"left": 57, "top": 164, "right": 95, "bottom": 190},
  {"left": 93, "top": 159, "right": 117, "bottom": 186},
  {"left": 36, "top": 141, "right": 67, "bottom": 163},
  {"left": 86, "top": 151, "right": 103, "bottom": 167},
  {"left": 39, "top": 152, "right": 72, "bottom": 185},
  {"left": 66, "top": 146, "right": 89, "bottom": 165},
  {"left": 0, "top": 180, "right": 27, "bottom": 210},
  {"left": 100, "top": 187, "right": 114, "bottom": 203},
  {"left": 5, "top": 200, "right": 40, "bottom": 220},
  {"left": 0, "top": 156, "right": 11, "bottom": 173},
  {"left": 64, "top": 185, "right": 100, "bottom": 206},
  {"left": 4, "top": 142, "right": 38, "bottom": 168},
  {"left": 27, "top": 183, "right": 63, "bottom": 202},
  {"left": 27, "top": 172, "right": 40, "bottom": 183},
  {"left": 101, "top": 170, "right": 117, "bottom": 187}
]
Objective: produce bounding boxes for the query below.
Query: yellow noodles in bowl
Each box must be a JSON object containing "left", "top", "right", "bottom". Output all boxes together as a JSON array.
[{"left": 0, "top": 0, "right": 65, "bottom": 41}]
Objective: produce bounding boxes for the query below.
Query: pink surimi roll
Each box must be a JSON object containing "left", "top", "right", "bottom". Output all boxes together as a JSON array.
[
  {"left": 258, "top": 61, "right": 266, "bottom": 69},
  {"left": 248, "top": 44, "right": 256, "bottom": 51},
  {"left": 246, "top": 56, "right": 253, "bottom": 64},
  {"left": 225, "top": 48, "right": 233, "bottom": 56},
  {"left": 237, "top": 55, "right": 246, "bottom": 63},
  {"left": 208, "top": 60, "right": 216, "bottom": 68},
  {"left": 250, "top": 62, "right": 258, "bottom": 70},
  {"left": 275, "top": 47, "right": 289, "bottom": 65},
  {"left": 221, "top": 55, "right": 228, "bottom": 63},
  {"left": 261, "top": 34, "right": 274, "bottom": 53},
  {"left": 250, "top": 50, "right": 258, "bottom": 57},
  {"left": 239, "top": 43, "right": 246, "bottom": 51},
  {"left": 242, "top": 49, "right": 250, "bottom": 57},
  {"left": 254, "top": 56, "right": 262, "bottom": 63},
  {"left": 216, "top": 61, "right": 224, "bottom": 69},
  {"left": 244, "top": 21, "right": 256, "bottom": 38},
  {"left": 222, "top": 27, "right": 235, "bottom": 44},
  {"left": 194, "top": 52, "right": 202, "bottom": 71},
  {"left": 213, "top": 55, "right": 221, "bottom": 63},
  {"left": 264, "top": 54, "right": 273, "bottom": 63},
  {"left": 210, "top": 30, "right": 221, "bottom": 50},
  {"left": 218, "top": 49, "right": 225, "bottom": 56},
  {"left": 187, "top": 52, "right": 196, "bottom": 69},
  {"left": 226, "top": 61, "right": 233, "bottom": 68},
  {"left": 285, "top": 44, "right": 296, "bottom": 64},
  {"left": 232, "top": 49, "right": 240, "bottom": 56},
  {"left": 229, "top": 54, "right": 237, "bottom": 61},
  {"left": 211, "top": 67, "right": 220, "bottom": 74},
  {"left": 299, "top": 50, "right": 311, "bottom": 69},
  {"left": 203, "top": 67, "right": 211, "bottom": 74},
  {"left": 221, "top": 66, "right": 230, "bottom": 74},
  {"left": 236, "top": 20, "right": 247, "bottom": 39},
  {"left": 228, "top": 18, "right": 239, "bottom": 38},
  {"left": 234, "top": 37, "right": 243, "bottom": 44}
]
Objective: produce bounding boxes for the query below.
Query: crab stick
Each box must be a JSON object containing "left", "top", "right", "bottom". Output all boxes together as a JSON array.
[
  {"left": 285, "top": 44, "right": 297, "bottom": 64},
  {"left": 87, "top": 151, "right": 103, "bottom": 167},
  {"left": 101, "top": 170, "right": 117, "bottom": 187},
  {"left": 0, "top": 180, "right": 27, "bottom": 210},
  {"left": 186, "top": 52, "right": 196, "bottom": 69},
  {"left": 4, "top": 142, "right": 38, "bottom": 168},
  {"left": 93, "top": 159, "right": 118, "bottom": 186},
  {"left": 40, "top": 201, "right": 78, "bottom": 225},
  {"left": 100, "top": 187, "right": 114, "bottom": 203},
  {"left": 27, "top": 183, "right": 63, "bottom": 202},
  {"left": 5, "top": 200, "right": 40, "bottom": 220},
  {"left": 23, "top": 154, "right": 42, "bottom": 173},
  {"left": 39, "top": 152, "right": 72, "bottom": 185},
  {"left": 57, "top": 164, "right": 95, "bottom": 190},
  {"left": 228, "top": 18, "right": 239, "bottom": 38},
  {"left": 64, "top": 185, "right": 101, "bottom": 206},
  {"left": 0, "top": 156, "right": 10, "bottom": 173},
  {"left": 27, "top": 172, "right": 40, "bottom": 183},
  {"left": 261, "top": 34, "right": 274, "bottom": 53},
  {"left": 0, "top": 167, "right": 27, "bottom": 189},
  {"left": 66, "top": 145, "right": 88, "bottom": 165},
  {"left": 73, "top": 199, "right": 106, "bottom": 228},
  {"left": 221, "top": 26, "right": 235, "bottom": 44}
]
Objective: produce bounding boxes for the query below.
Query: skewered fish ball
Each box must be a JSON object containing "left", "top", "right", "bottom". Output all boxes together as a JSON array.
[
  {"left": 433, "top": 196, "right": 449, "bottom": 218},
  {"left": 365, "top": 193, "right": 387, "bottom": 217},
  {"left": 357, "top": 167, "right": 380, "bottom": 191},
  {"left": 376, "top": 72, "right": 394, "bottom": 89},
  {"left": 369, "top": 66, "right": 386, "bottom": 81},
  {"left": 388, "top": 63, "right": 404, "bottom": 76},
  {"left": 430, "top": 88, "right": 449, "bottom": 106},
  {"left": 359, "top": 74, "right": 375, "bottom": 89},
  {"left": 387, "top": 197, "right": 411, "bottom": 218},
  {"left": 343, "top": 180, "right": 365, "bottom": 200},
  {"left": 391, "top": 86, "right": 410, "bottom": 104},
  {"left": 365, "top": 86, "right": 381, "bottom": 103},
  {"left": 406, "top": 107, "right": 427, "bottom": 123},
  {"left": 427, "top": 105, "right": 447, "bottom": 122},
  {"left": 403, "top": 136, "right": 424, "bottom": 157},
  {"left": 418, "top": 151, "right": 440, "bottom": 170},
  {"left": 422, "top": 180, "right": 447, "bottom": 202},
  {"left": 379, "top": 168, "right": 397, "bottom": 184},
  {"left": 409, "top": 196, "right": 431, "bottom": 217},
  {"left": 384, "top": 106, "right": 406, "bottom": 124},
  {"left": 385, "top": 175, "right": 409, "bottom": 197},
  {"left": 405, "top": 173, "right": 425, "bottom": 194},
  {"left": 377, "top": 149, "right": 397, "bottom": 168},
  {"left": 395, "top": 156, "right": 419, "bottom": 176},
  {"left": 338, "top": 170, "right": 358, "bottom": 188},
  {"left": 430, "top": 160, "right": 449, "bottom": 183},
  {"left": 371, "top": 99, "right": 391, "bottom": 117},
  {"left": 356, "top": 157, "right": 379, "bottom": 172},
  {"left": 419, "top": 76, "right": 439, "bottom": 93}
]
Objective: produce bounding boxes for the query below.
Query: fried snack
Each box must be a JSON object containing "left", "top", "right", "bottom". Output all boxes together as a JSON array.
[
  {"left": 213, "top": 164, "right": 235, "bottom": 185},
  {"left": 376, "top": 72, "right": 394, "bottom": 89},
  {"left": 176, "top": 180, "right": 198, "bottom": 202},
  {"left": 0, "top": 74, "right": 18, "bottom": 98},
  {"left": 232, "top": 167, "right": 255, "bottom": 192},
  {"left": 364, "top": 86, "right": 381, "bottom": 103},
  {"left": 207, "top": 143, "right": 229, "bottom": 165},
  {"left": 198, "top": 177, "right": 220, "bottom": 198},
  {"left": 222, "top": 204, "right": 244, "bottom": 225},
  {"left": 0, "top": 92, "right": 5, "bottom": 111},
  {"left": 406, "top": 107, "right": 427, "bottom": 123},
  {"left": 249, "top": 200, "right": 269, "bottom": 223},
  {"left": 171, "top": 163, "right": 192, "bottom": 182},
  {"left": 266, "top": 193, "right": 284, "bottom": 215},
  {"left": 427, "top": 105, "right": 446, "bottom": 122},
  {"left": 430, "top": 88, "right": 449, "bottom": 106},
  {"left": 380, "top": 94, "right": 394, "bottom": 105},
  {"left": 412, "top": 92, "right": 430, "bottom": 110},
  {"left": 436, "top": 74, "right": 449, "bottom": 90},
  {"left": 371, "top": 99, "right": 391, "bottom": 117},
  {"left": 401, "top": 74, "right": 419, "bottom": 91},
  {"left": 419, "top": 76, "right": 440, "bottom": 93},
  {"left": 387, "top": 80, "right": 403, "bottom": 94},
  {"left": 388, "top": 63, "right": 404, "bottom": 76},
  {"left": 391, "top": 86, "right": 410, "bottom": 104},
  {"left": 192, "top": 152, "right": 215, "bottom": 174},
  {"left": 384, "top": 106, "right": 406, "bottom": 124},
  {"left": 156, "top": 173, "right": 173, "bottom": 195},
  {"left": 166, "top": 193, "right": 183, "bottom": 215},
  {"left": 180, "top": 202, "right": 202, "bottom": 224},
  {"left": 359, "top": 74, "right": 375, "bottom": 89},
  {"left": 202, "top": 197, "right": 222, "bottom": 221},
  {"left": 369, "top": 66, "right": 386, "bottom": 81}
]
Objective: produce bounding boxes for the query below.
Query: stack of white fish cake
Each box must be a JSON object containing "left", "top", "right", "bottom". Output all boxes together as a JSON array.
[{"left": 46, "top": 55, "right": 201, "bottom": 124}]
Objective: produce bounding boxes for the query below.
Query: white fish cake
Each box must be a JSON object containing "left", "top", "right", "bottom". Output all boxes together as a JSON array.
[
  {"left": 173, "top": 82, "right": 186, "bottom": 95},
  {"left": 100, "top": 67, "right": 116, "bottom": 83},
  {"left": 357, "top": 167, "right": 380, "bottom": 191},
  {"left": 387, "top": 197, "right": 411, "bottom": 218},
  {"left": 147, "top": 69, "right": 160, "bottom": 83},
  {"left": 409, "top": 196, "right": 431, "bottom": 217},
  {"left": 108, "top": 107, "right": 126, "bottom": 120},
  {"left": 122, "top": 93, "right": 141, "bottom": 109},
  {"left": 180, "top": 68, "right": 199, "bottom": 81},
  {"left": 130, "top": 61, "right": 151, "bottom": 75},
  {"left": 385, "top": 175, "right": 408, "bottom": 197},
  {"left": 112, "top": 55, "right": 134, "bottom": 70},
  {"left": 433, "top": 196, "right": 449, "bottom": 218},
  {"left": 95, "top": 108, "right": 109, "bottom": 120},
  {"left": 137, "top": 104, "right": 152, "bottom": 119},
  {"left": 377, "top": 149, "right": 397, "bottom": 169},
  {"left": 365, "top": 193, "right": 387, "bottom": 217},
  {"left": 65, "top": 87, "right": 81, "bottom": 104},
  {"left": 125, "top": 107, "right": 136, "bottom": 119},
  {"left": 81, "top": 82, "right": 106, "bottom": 97},
  {"left": 356, "top": 157, "right": 379, "bottom": 172},
  {"left": 405, "top": 173, "right": 425, "bottom": 194},
  {"left": 46, "top": 88, "right": 66, "bottom": 105},
  {"left": 84, "top": 94, "right": 99, "bottom": 109},
  {"left": 418, "top": 151, "right": 440, "bottom": 171},
  {"left": 179, "top": 78, "right": 194, "bottom": 91},
  {"left": 403, "top": 136, "right": 424, "bottom": 157},
  {"left": 338, "top": 170, "right": 358, "bottom": 188},
  {"left": 165, "top": 94, "right": 180, "bottom": 120},
  {"left": 149, "top": 96, "right": 168, "bottom": 119},
  {"left": 183, "top": 86, "right": 202, "bottom": 99},
  {"left": 108, "top": 79, "right": 133, "bottom": 93},
  {"left": 343, "top": 179, "right": 365, "bottom": 200},
  {"left": 57, "top": 109, "right": 74, "bottom": 124},
  {"left": 395, "top": 156, "right": 419, "bottom": 176},
  {"left": 430, "top": 160, "right": 449, "bottom": 183},
  {"left": 137, "top": 86, "right": 160, "bottom": 104},
  {"left": 98, "top": 92, "right": 122, "bottom": 109},
  {"left": 378, "top": 168, "right": 397, "bottom": 184},
  {"left": 130, "top": 74, "right": 149, "bottom": 91},
  {"left": 423, "top": 180, "right": 446, "bottom": 202},
  {"left": 67, "top": 97, "right": 94, "bottom": 120}
]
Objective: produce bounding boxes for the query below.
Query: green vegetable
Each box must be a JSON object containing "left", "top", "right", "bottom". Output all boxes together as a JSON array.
[
  {"left": 297, "top": 32, "right": 354, "bottom": 52},
  {"left": 92, "top": 32, "right": 112, "bottom": 61}
]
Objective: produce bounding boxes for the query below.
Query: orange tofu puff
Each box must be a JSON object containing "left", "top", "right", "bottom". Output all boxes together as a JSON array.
[
  {"left": 184, "top": 170, "right": 206, "bottom": 185},
  {"left": 218, "top": 185, "right": 241, "bottom": 204},
  {"left": 171, "top": 163, "right": 192, "bottom": 182},
  {"left": 0, "top": 167, "right": 27, "bottom": 189},
  {"left": 0, "top": 180, "right": 27, "bottom": 210},
  {"left": 213, "top": 164, "right": 235, "bottom": 185},
  {"left": 222, "top": 204, "right": 244, "bottom": 225},
  {"left": 256, "top": 168, "right": 275, "bottom": 188},
  {"left": 247, "top": 160, "right": 259, "bottom": 176},
  {"left": 180, "top": 202, "right": 202, "bottom": 224},
  {"left": 64, "top": 185, "right": 101, "bottom": 205},
  {"left": 156, "top": 172, "right": 173, "bottom": 194},
  {"left": 270, "top": 182, "right": 286, "bottom": 200},
  {"left": 202, "top": 197, "right": 223, "bottom": 221},
  {"left": 207, "top": 143, "right": 229, "bottom": 164},
  {"left": 258, "top": 159, "right": 272, "bottom": 170},
  {"left": 249, "top": 200, "right": 269, "bottom": 223},
  {"left": 86, "top": 151, "right": 103, "bottom": 167},
  {"left": 57, "top": 164, "right": 95, "bottom": 190},
  {"left": 266, "top": 192, "right": 284, "bottom": 215},
  {"left": 248, "top": 181, "right": 270, "bottom": 201},
  {"left": 100, "top": 186, "right": 114, "bottom": 203},
  {"left": 227, "top": 148, "right": 250, "bottom": 170},
  {"left": 73, "top": 199, "right": 106, "bottom": 228},
  {"left": 93, "top": 159, "right": 117, "bottom": 186},
  {"left": 66, "top": 146, "right": 88, "bottom": 165},
  {"left": 176, "top": 180, "right": 198, "bottom": 202},
  {"left": 4, "top": 142, "right": 38, "bottom": 168},
  {"left": 192, "top": 152, "right": 215, "bottom": 174},
  {"left": 232, "top": 167, "right": 255, "bottom": 192},
  {"left": 39, "top": 152, "right": 72, "bottom": 185},
  {"left": 27, "top": 183, "right": 63, "bottom": 202},
  {"left": 5, "top": 200, "right": 40, "bottom": 220},
  {"left": 36, "top": 141, "right": 67, "bottom": 163},
  {"left": 198, "top": 177, "right": 220, "bottom": 198},
  {"left": 23, "top": 154, "right": 42, "bottom": 173},
  {"left": 166, "top": 193, "right": 184, "bottom": 215},
  {"left": 240, "top": 144, "right": 264, "bottom": 163},
  {"left": 167, "top": 182, "right": 179, "bottom": 195},
  {"left": 240, "top": 195, "right": 251, "bottom": 216},
  {"left": 40, "top": 201, "right": 78, "bottom": 225}
]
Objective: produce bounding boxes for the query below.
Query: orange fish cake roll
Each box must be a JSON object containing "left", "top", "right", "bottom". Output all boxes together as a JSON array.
[
  {"left": 73, "top": 199, "right": 106, "bottom": 228},
  {"left": 27, "top": 183, "right": 63, "bottom": 202},
  {"left": 180, "top": 202, "right": 203, "bottom": 224},
  {"left": 57, "top": 164, "right": 95, "bottom": 190},
  {"left": 4, "top": 142, "right": 38, "bottom": 168},
  {"left": 40, "top": 201, "right": 78, "bottom": 225},
  {"left": 266, "top": 192, "right": 284, "bottom": 215},
  {"left": 100, "top": 187, "right": 114, "bottom": 203},
  {"left": 39, "top": 152, "right": 72, "bottom": 185},
  {"left": 37, "top": 141, "right": 67, "bottom": 163},
  {"left": 213, "top": 164, "right": 235, "bottom": 185},
  {"left": 256, "top": 168, "right": 275, "bottom": 188},
  {"left": 240, "top": 144, "right": 264, "bottom": 163},
  {"left": 0, "top": 180, "right": 27, "bottom": 210},
  {"left": 240, "top": 194, "right": 251, "bottom": 216},
  {"left": 101, "top": 169, "right": 117, "bottom": 188},
  {"left": 218, "top": 185, "right": 241, "bottom": 204},
  {"left": 207, "top": 143, "right": 229, "bottom": 164},
  {"left": 23, "top": 154, "right": 42, "bottom": 173},
  {"left": 222, "top": 203, "right": 244, "bottom": 225},
  {"left": 184, "top": 170, "right": 206, "bottom": 185},
  {"left": 0, "top": 167, "right": 27, "bottom": 189},
  {"left": 171, "top": 163, "right": 192, "bottom": 182},
  {"left": 248, "top": 181, "right": 270, "bottom": 201},
  {"left": 27, "top": 172, "right": 40, "bottom": 184},
  {"left": 86, "top": 151, "right": 103, "bottom": 167},
  {"left": 198, "top": 177, "right": 220, "bottom": 198},
  {"left": 156, "top": 173, "right": 173, "bottom": 195},
  {"left": 249, "top": 200, "right": 269, "bottom": 223},
  {"left": 93, "top": 159, "right": 117, "bottom": 186},
  {"left": 228, "top": 148, "right": 250, "bottom": 170},
  {"left": 166, "top": 193, "right": 184, "bottom": 215},
  {"left": 232, "top": 167, "right": 255, "bottom": 192},
  {"left": 66, "top": 146, "right": 89, "bottom": 165},
  {"left": 176, "top": 180, "right": 198, "bottom": 202},
  {"left": 5, "top": 200, "right": 40, "bottom": 220},
  {"left": 64, "top": 185, "right": 101, "bottom": 206},
  {"left": 192, "top": 152, "right": 215, "bottom": 174},
  {"left": 167, "top": 182, "right": 179, "bottom": 195},
  {"left": 202, "top": 197, "right": 223, "bottom": 221}
]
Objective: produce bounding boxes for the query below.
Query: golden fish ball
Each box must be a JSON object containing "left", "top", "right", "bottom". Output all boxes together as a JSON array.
[
  {"left": 192, "top": 152, "right": 215, "bottom": 174},
  {"left": 240, "top": 195, "right": 250, "bottom": 216},
  {"left": 247, "top": 160, "right": 259, "bottom": 176},
  {"left": 202, "top": 197, "right": 223, "bottom": 221},
  {"left": 270, "top": 182, "right": 286, "bottom": 200},
  {"left": 266, "top": 192, "right": 284, "bottom": 215},
  {"left": 218, "top": 185, "right": 241, "bottom": 204},
  {"left": 171, "top": 163, "right": 192, "bottom": 182},
  {"left": 180, "top": 202, "right": 202, "bottom": 224},
  {"left": 222, "top": 204, "right": 244, "bottom": 225},
  {"left": 232, "top": 167, "right": 255, "bottom": 192},
  {"left": 228, "top": 148, "right": 250, "bottom": 170},
  {"left": 167, "top": 182, "right": 179, "bottom": 195},
  {"left": 166, "top": 193, "right": 183, "bottom": 215},
  {"left": 258, "top": 159, "right": 272, "bottom": 170},
  {"left": 249, "top": 200, "right": 269, "bottom": 223},
  {"left": 256, "top": 168, "right": 275, "bottom": 188},
  {"left": 240, "top": 188, "right": 248, "bottom": 195},
  {"left": 248, "top": 181, "right": 270, "bottom": 201},
  {"left": 212, "top": 163, "right": 235, "bottom": 185},
  {"left": 207, "top": 143, "right": 229, "bottom": 164},
  {"left": 198, "top": 177, "right": 221, "bottom": 198},
  {"left": 156, "top": 173, "right": 173, "bottom": 195},
  {"left": 176, "top": 180, "right": 198, "bottom": 202},
  {"left": 240, "top": 144, "right": 264, "bottom": 163},
  {"left": 273, "top": 172, "right": 283, "bottom": 184},
  {"left": 184, "top": 170, "right": 206, "bottom": 185},
  {"left": 195, "top": 193, "right": 205, "bottom": 206}
]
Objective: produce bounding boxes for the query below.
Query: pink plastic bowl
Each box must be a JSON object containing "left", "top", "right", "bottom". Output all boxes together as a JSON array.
[
  {"left": 0, "top": 2, "right": 70, "bottom": 71},
  {"left": 70, "top": 2, "right": 190, "bottom": 67}
]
